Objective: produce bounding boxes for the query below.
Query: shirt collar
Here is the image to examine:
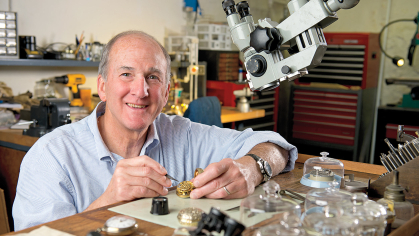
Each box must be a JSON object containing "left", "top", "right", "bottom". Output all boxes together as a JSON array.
[
  {"left": 140, "top": 119, "right": 160, "bottom": 156},
  {"left": 87, "top": 101, "right": 116, "bottom": 163},
  {"left": 88, "top": 101, "right": 161, "bottom": 163}
]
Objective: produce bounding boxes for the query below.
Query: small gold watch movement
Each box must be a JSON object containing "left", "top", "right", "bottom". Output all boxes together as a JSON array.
[
  {"left": 176, "top": 168, "right": 204, "bottom": 198},
  {"left": 176, "top": 181, "right": 194, "bottom": 198}
]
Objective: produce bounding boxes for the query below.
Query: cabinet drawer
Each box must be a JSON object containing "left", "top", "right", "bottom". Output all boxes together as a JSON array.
[{"left": 292, "top": 88, "right": 359, "bottom": 146}]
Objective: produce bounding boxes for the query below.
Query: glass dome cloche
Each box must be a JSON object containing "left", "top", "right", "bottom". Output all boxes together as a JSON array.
[{"left": 300, "top": 152, "right": 344, "bottom": 188}]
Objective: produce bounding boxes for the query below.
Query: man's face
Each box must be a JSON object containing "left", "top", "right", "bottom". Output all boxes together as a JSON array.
[{"left": 97, "top": 35, "right": 170, "bottom": 132}]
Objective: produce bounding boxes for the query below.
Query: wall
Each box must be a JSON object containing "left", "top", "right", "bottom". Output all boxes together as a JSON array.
[
  {"left": 323, "top": 0, "right": 419, "bottom": 106},
  {"left": 0, "top": 0, "right": 186, "bottom": 95},
  {"left": 1, "top": 0, "right": 419, "bottom": 105},
  {"left": 379, "top": 0, "right": 419, "bottom": 106}
]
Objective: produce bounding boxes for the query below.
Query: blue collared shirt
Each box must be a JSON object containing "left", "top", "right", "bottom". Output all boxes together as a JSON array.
[{"left": 13, "top": 102, "right": 297, "bottom": 230}]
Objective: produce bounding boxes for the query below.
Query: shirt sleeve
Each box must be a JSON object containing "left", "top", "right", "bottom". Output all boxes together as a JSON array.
[
  {"left": 12, "top": 139, "right": 77, "bottom": 231},
  {"left": 186, "top": 121, "right": 298, "bottom": 173}
]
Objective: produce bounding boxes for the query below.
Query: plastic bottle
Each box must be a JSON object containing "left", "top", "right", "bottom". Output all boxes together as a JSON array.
[{"left": 238, "top": 67, "right": 243, "bottom": 82}]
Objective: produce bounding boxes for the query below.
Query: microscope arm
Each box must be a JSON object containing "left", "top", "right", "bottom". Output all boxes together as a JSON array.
[{"left": 223, "top": 0, "right": 360, "bottom": 91}]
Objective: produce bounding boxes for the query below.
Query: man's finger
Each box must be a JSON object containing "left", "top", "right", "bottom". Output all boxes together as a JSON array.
[
  {"left": 122, "top": 166, "right": 172, "bottom": 188},
  {"left": 121, "top": 155, "right": 167, "bottom": 175},
  {"left": 127, "top": 175, "right": 172, "bottom": 194},
  {"left": 192, "top": 158, "right": 233, "bottom": 188},
  {"left": 131, "top": 186, "right": 167, "bottom": 199},
  {"left": 192, "top": 182, "right": 249, "bottom": 199},
  {"left": 203, "top": 183, "right": 250, "bottom": 199},
  {"left": 190, "top": 172, "right": 232, "bottom": 199}
]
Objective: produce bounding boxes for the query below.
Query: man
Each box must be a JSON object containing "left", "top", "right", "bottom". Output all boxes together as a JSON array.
[{"left": 13, "top": 31, "right": 297, "bottom": 230}]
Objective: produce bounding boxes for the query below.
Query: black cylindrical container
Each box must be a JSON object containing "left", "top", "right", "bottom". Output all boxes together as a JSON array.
[
  {"left": 150, "top": 196, "right": 169, "bottom": 215},
  {"left": 19, "top": 36, "right": 36, "bottom": 58}
]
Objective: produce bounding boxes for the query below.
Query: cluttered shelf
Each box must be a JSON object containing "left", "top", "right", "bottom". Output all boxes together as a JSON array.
[{"left": 0, "top": 59, "right": 99, "bottom": 67}]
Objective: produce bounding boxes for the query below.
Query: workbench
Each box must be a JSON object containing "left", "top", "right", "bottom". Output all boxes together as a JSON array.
[
  {"left": 1, "top": 128, "right": 418, "bottom": 235},
  {"left": 220, "top": 106, "right": 265, "bottom": 123},
  {"left": 1, "top": 151, "right": 417, "bottom": 236}
]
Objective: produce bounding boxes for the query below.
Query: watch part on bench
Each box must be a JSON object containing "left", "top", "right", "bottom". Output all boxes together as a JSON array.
[
  {"left": 177, "top": 207, "right": 203, "bottom": 226},
  {"left": 97, "top": 215, "right": 138, "bottom": 236},
  {"left": 300, "top": 152, "right": 344, "bottom": 188},
  {"left": 176, "top": 181, "right": 195, "bottom": 198}
]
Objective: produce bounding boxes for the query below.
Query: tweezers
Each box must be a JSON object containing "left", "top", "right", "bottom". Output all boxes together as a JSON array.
[
  {"left": 166, "top": 174, "right": 179, "bottom": 182},
  {"left": 280, "top": 189, "right": 306, "bottom": 202}
]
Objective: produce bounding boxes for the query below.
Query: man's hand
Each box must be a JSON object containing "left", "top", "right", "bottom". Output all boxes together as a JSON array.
[
  {"left": 85, "top": 155, "right": 171, "bottom": 211},
  {"left": 190, "top": 142, "right": 288, "bottom": 199},
  {"left": 190, "top": 157, "right": 258, "bottom": 199}
]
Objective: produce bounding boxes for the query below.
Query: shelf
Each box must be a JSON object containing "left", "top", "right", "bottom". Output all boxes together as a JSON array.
[{"left": 0, "top": 59, "right": 100, "bottom": 67}]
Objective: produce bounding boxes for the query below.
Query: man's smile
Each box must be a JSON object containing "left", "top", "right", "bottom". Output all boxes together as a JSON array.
[{"left": 126, "top": 103, "right": 147, "bottom": 109}]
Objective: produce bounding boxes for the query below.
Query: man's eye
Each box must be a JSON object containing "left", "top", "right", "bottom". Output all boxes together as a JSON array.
[
  {"left": 148, "top": 75, "right": 159, "bottom": 80},
  {"left": 121, "top": 73, "right": 130, "bottom": 77}
]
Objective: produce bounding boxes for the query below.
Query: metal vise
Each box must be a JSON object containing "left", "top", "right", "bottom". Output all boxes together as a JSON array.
[{"left": 23, "top": 98, "right": 71, "bottom": 137}]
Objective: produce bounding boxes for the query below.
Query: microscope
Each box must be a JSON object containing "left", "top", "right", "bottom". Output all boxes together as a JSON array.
[{"left": 221, "top": 0, "right": 360, "bottom": 91}]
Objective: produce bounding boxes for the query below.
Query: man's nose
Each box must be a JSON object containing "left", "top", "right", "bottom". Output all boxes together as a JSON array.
[{"left": 131, "top": 77, "right": 149, "bottom": 97}]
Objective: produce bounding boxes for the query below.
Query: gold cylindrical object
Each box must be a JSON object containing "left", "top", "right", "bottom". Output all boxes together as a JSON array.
[
  {"left": 194, "top": 168, "right": 204, "bottom": 178},
  {"left": 176, "top": 181, "right": 194, "bottom": 198},
  {"left": 177, "top": 207, "right": 203, "bottom": 226}
]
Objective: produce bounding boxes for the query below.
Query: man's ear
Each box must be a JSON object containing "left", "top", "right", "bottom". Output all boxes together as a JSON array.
[
  {"left": 164, "top": 82, "right": 171, "bottom": 104},
  {"left": 97, "top": 75, "right": 106, "bottom": 102}
]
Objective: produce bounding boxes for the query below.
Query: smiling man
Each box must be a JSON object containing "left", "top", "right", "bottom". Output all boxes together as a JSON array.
[{"left": 13, "top": 31, "right": 298, "bottom": 230}]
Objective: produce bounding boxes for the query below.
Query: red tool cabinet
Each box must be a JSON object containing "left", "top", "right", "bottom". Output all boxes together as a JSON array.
[{"left": 289, "top": 33, "right": 381, "bottom": 162}]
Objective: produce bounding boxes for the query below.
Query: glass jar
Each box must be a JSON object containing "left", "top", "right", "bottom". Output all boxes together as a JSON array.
[
  {"left": 303, "top": 202, "right": 359, "bottom": 236},
  {"left": 342, "top": 193, "right": 387, "bottom": 236},
  {"left": 240, "top": 181, "right": 301, "bottom": 235},
  {"left": 304, "top": 181, "right": 352, "bottom": 214},
  {"left": 255, "top": 224, "right": 307, "bottom": 236},
  {"left": 34, "top": 79, "right": 55, "bottom": 98},
  {"left": 300, "top": 152, "right": 344, "bottom": 188}
]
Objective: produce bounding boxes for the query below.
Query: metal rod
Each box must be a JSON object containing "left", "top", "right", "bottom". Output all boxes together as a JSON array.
[
  {"left": 384, "top": 154, "right": 396, "bottom": 171},
  {"left": 386, "top": 152, "right": 399, "bottom": 169},
  {"left": 388, "top": 151, "right": 402, "bottom": 167},
  {"left": 398, "top": 144, "right": 411, "bottom": 163},
  {"left": 380, "top": 154, "right": 393, "bottom": 172},
  {"left": 406, "top": 141, "right": 419, "bottom": 158},
  {"left": 401, "top": 144, "right": 415, "bottom": 161},
  {"left": 384, "top": 138, "right": 405, "bottom": 165},
  {"left": 412, "top": 140, "right": 419, "bottom": 153},
  {"left": 380, "top": 156, "right": 391, "bottom": 172}
]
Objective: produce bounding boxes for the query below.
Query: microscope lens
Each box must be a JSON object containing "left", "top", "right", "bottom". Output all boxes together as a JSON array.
[
  {"left": 236, "top": 1, "right": 251, "bottom": 18},
  {"left": 222, "top": 0, "right": 237, "bottom": 16}
]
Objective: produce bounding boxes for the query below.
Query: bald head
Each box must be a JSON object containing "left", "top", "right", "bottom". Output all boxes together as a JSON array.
[{"left": 98, "top": 31, "right": 171, "bottom": 85}]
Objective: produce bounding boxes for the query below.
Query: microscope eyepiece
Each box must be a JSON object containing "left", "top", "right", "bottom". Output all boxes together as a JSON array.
[
  {"left": 236, "top": 1, "right": 251, "bottom": 19},
  {"left": 222, "top": 0, "right": 237, "bottom": 16}
]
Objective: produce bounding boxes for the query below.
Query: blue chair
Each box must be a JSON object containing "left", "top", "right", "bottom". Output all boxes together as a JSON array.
[{"left": 183, "top": 96, "right": 223, "bottom": 128}]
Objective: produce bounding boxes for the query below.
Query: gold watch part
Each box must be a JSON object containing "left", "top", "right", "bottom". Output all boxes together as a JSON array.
[
  {"left": 176, "top": 168, "right": 203, "bottom": 198},
  {"left": 177, "top": 207, "right": 203, "bottom": 226},
  {"left": 194, "top": 168, "right": 204, "bottom": 178},
  {"left": 176, "top": 181, "right": 194, "bottom": 198},
  {"left": 98, "top": 215, "right": 138, "bottom": 236}
]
